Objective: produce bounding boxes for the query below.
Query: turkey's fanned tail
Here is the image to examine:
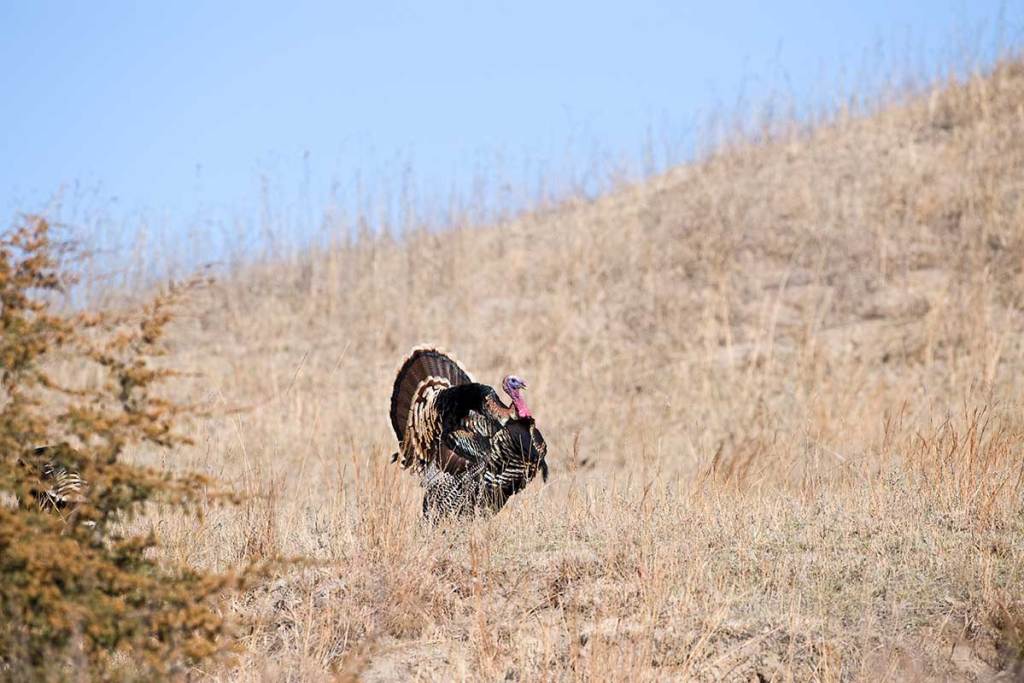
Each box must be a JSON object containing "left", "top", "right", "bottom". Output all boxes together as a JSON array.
[{"left": 389, "top": 346, "right": 473, "bottom": 442}]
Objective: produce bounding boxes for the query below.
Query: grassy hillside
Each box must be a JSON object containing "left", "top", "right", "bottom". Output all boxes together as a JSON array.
[{"left": 129, "top": 60, "right": 1024, "bottom": 680}]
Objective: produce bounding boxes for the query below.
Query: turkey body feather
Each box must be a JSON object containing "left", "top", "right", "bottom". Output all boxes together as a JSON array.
[
  {"left": 389, "top": 347, "right": 548, "bottom": 518},
  {"left": 16, "top": 444, "right": 88, "bottom": 516}
]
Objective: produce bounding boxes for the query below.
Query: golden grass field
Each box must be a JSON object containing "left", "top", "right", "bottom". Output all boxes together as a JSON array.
[{"left": 100, "top": 59, "right": 1024, "bottom": 680}]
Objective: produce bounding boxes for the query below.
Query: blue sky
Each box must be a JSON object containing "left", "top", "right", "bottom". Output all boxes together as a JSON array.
[{"left": 1, "top": 2, "right": 1019, "bottom": 239}]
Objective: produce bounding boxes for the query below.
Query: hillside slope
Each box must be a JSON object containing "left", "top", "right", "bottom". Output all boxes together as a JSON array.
[{"left": 155, "top": 61, "right": 1024, "bottom": 680}]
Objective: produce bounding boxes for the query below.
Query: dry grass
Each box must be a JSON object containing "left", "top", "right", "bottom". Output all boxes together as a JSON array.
[{"left": 70, "top": 59, "right": 1024, "bottom": 680}]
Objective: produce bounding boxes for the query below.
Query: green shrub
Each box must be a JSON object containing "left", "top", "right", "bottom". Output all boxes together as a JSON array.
[{"left": 0, "top": 217, "right": 237, "bottom": 679}]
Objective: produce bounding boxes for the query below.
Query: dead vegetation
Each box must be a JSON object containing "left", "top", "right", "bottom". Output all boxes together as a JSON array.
[{"left": 34, "top": 58, "right": 1024, "bottom": 679}]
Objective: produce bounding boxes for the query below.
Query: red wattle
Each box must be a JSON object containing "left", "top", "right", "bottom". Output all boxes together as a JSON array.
[{"left": 513, "top": 395, "right": 532, "bottom": 419}]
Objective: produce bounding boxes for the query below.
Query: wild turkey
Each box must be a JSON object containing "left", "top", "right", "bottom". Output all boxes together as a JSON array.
[
  {"left": 389, "top": 347, "right": 548, "bottom": 518},
  {"left": 17, "top": 444, "right": 88, "bottom": 519}
]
